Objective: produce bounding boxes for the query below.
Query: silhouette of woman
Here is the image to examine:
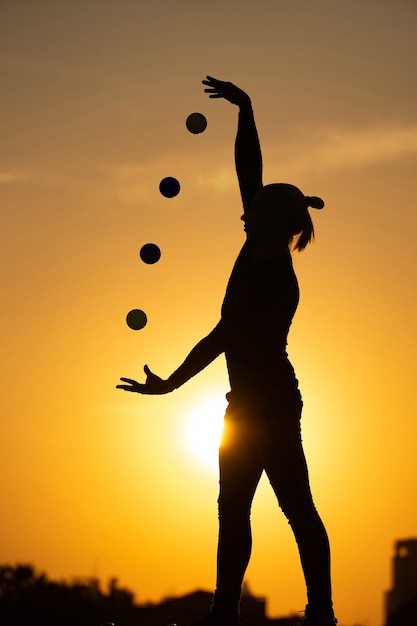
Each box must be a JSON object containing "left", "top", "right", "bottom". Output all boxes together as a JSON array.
[{"left": 117, "top": 76, "right": 337, "bottom": 626}]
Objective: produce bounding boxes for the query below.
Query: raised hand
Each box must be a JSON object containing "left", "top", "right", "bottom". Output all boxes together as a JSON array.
[
  {"left": 202, "top": 75, "right": 251, "bottom": 108},
  {"left": 116, "top": 365, "right": 173, "bottom": 395}
]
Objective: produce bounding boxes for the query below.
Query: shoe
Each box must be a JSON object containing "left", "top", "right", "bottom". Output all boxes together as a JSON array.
[
  {"left": 300, "top": 614, "right": 338, "bottom": 625},
  {"left": 193, "top": 611, "right": 241, "bottom": 626},
  {"left": 300, "top": 606, "right": 337, "bottom": 625}
]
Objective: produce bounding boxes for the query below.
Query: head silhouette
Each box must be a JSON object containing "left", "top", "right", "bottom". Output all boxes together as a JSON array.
[{"left": 245, "top": 183, "right": 324, "bottom": 251}]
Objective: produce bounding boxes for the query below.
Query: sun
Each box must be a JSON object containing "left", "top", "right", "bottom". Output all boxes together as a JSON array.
[{"left": 182, "top": 393, "right": 227, "bottom": 471}]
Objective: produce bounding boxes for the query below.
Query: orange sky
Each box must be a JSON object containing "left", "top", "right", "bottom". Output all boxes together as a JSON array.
[{"left": 1, "top": 2, "right": 417, "bottom": 626}]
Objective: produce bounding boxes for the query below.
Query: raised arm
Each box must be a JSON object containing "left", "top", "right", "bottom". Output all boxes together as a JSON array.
[
  {"left": 116, "top": 322, "right": 225, "bottom": 395},
  {"left": 203, "top": 75, "right": 263, "bottom": 212}
]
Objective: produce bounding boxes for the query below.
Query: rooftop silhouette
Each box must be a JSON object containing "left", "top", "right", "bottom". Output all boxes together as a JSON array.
[
  {"left": 0, "top": 564, "right": 302, "bottom": 626},
  {"left": 385, "top": 538, "right": 417, "bottom": 626},
  {"left": 2, "top": 561, "right": 388, "bottom": 625}
]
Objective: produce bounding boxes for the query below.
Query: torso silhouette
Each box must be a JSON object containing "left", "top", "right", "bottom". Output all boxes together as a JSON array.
[{"left": 219, "top": 106, "right": 300, "bottom": 400}]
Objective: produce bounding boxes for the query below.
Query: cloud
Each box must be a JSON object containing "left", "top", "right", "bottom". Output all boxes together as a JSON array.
[
  {"left": 0, "top": 51, "right": 114, "bottom": 81},
  {"left": 196, "top": 168, "right": 235, "bottom": 191},
  {"left": 0, "top": 169, "right": 82, "bottom": 188},
  {"left": 100, "top": 158, "right": 237, "bottom": 206},
  {"left": 319, "top": 124, "right": 417, "bottom": 167},
  {"left": 269, "top": 123, "right": 417, "bottom": 177},
  {"left": 0, "top": 171, "right": 27, "bottom": 184}
]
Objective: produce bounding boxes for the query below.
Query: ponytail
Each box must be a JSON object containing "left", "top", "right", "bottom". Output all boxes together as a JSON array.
[
  {"left": 292, "top": 211, "right": 314, "bottom": 251},
  {"left": 292, "top": 195, "right": 324, "bottom": 251}
]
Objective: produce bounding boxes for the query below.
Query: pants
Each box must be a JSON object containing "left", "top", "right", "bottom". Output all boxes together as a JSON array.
[{"left": 213, "top": 389, "right": 332, "bottom": 616}]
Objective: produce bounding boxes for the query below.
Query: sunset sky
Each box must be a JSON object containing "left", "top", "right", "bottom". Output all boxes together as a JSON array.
[{"left": 1, "top": 2, "right": 417, "bottom": 626}]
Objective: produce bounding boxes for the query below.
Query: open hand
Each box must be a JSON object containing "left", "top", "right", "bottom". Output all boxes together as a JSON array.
[
  {"left": 116, "top": 365, "right": 172, "bottom": 395},
  {"left": 202, "top": 75, "right": 251, "bottom": 108}
]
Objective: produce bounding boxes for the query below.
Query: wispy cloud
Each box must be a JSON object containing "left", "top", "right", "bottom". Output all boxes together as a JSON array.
[
  {"left": 275, "top": 123, "right": 417, "bottom": 176},
  {"left": 196, "top": 168, "right": 235, "bottom": 191},
  {"left": 0, "top": 169, "right": 74, "bottom": 187},
  {"left": 0, "top": 171, "right": 28, "bottom": 184},
  {"left": 0, "top": 51, "right": 115, "bottom": 81},
  {"left": 320, "top": 124, "right": 417, "bottom": 167}
]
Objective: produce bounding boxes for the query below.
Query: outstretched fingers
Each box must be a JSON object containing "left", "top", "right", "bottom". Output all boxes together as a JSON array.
[
  {"left": 119, "top": 377, "right": 137, "bottom": 384},
  {"left": 116, "top": 366, "right": 171, "bottom": 395},
  {"left": 116, "top": 377, "right": 142, "bottom": 392},
  {"left": 202, "top": 75, "right": 250, "bottom": 107},
  {"left": 202, "top": 75, "right": 226, "bottom": 98},
  {"left": 203, "top": 75, "right": 221, "bottom": 87},
  {"left": 203, "top": 87, "right": 225, "bottom": 99}
]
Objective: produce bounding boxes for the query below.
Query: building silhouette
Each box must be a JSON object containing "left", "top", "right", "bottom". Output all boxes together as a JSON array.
[
  {"left": 385, "top": 538, "right": 417, "bottom": 625},
  {"left": 0, "top": 565, "right": 301, "bottom": 626},
  {"left": 1, "top": 563, "right": 375, "bottom": 625},
  {"left": 140, "top": 586, "right": 299, "bottom": 626}
]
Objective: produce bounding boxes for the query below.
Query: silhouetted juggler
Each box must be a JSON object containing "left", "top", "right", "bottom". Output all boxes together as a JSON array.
[{"left": 117, "top": 76, "right": 337, "bottom": 626}]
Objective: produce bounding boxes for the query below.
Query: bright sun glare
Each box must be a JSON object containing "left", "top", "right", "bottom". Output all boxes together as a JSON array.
[{"left": 182, "top": 394, "right": 227, "bottom": 471}]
